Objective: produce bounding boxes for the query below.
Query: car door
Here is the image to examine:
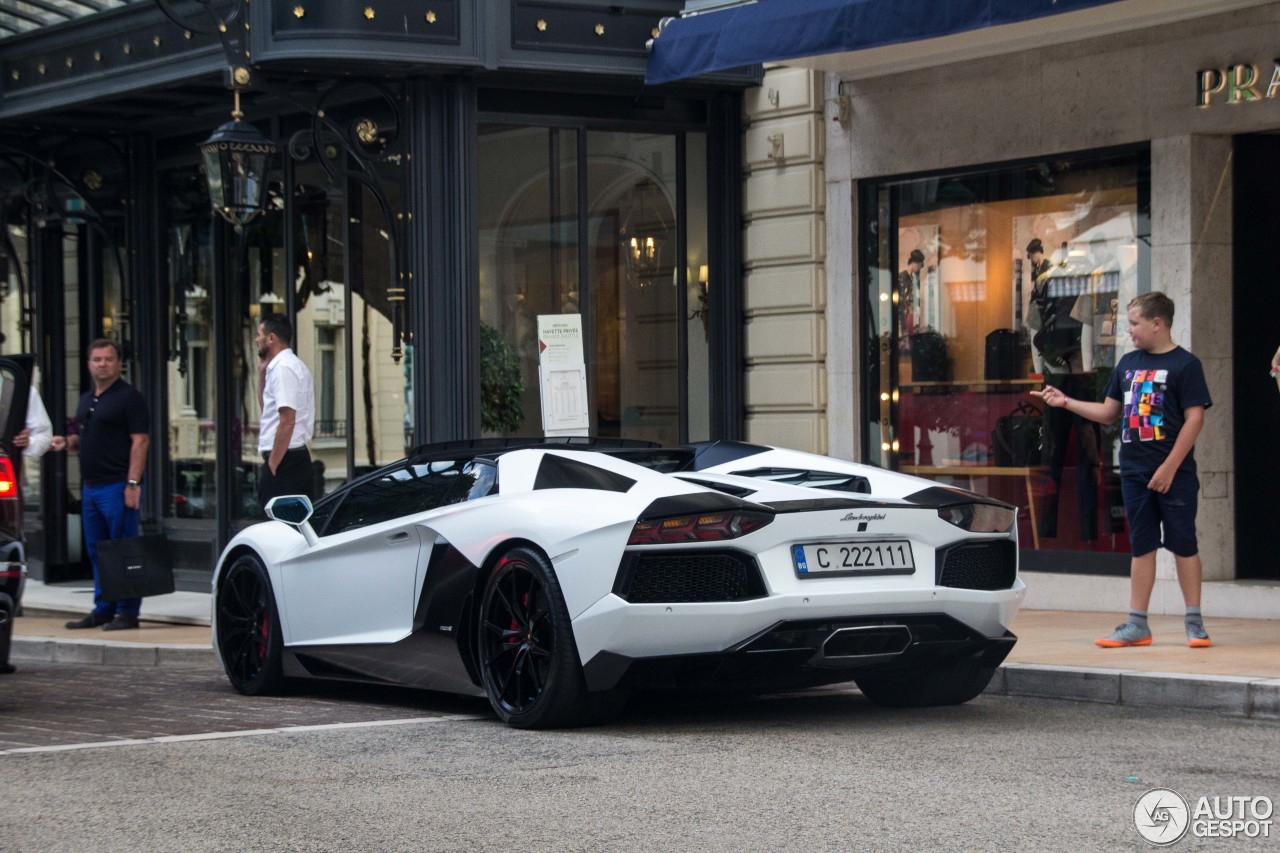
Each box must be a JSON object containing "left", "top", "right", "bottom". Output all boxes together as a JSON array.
[
  {"left": 278, "top": 515, "right": 423, "bottom": 646},
  {"left": 278, "top": 463, "right": 433, "bottom": 646},
  {"left": 276, "top": 457, "right": 493, "bottom": 648},
  {"left": 0, "top": 355, "right": 32, "bottom": 603},
  {"left": 0, "top": 354, "right": 33, "bottom": 455}
]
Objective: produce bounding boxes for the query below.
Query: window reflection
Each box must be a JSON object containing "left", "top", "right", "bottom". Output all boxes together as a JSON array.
[
  {"left": 477, "top": 125, "right": 708, "bottom": 445},
  {"left": 320, "top": 459, "right": 493, "bottom": 536},
  {"left": 869, "top": 152, "right": 1149, "bottom": 558},
  {"left": 292, "top": 158, "right": 409, "bottom": 491},
  {"left": 164, "top": 187, "right": 219, "bottom": 522}
]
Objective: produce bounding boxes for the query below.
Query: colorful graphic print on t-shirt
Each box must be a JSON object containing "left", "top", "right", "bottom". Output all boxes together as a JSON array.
[{"left": 1121, "top": 368, "right": 1166, "bottom": 443}]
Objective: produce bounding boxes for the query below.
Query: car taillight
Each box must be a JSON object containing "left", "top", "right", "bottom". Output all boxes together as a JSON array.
[
  {"left": 0, "top": 457, "right": 15, "bottom": 499},
  {"left": 628, "top": 511, "right": 773, "bottom": 545},
  {"left": 938, "top": 503, "right": 1015, "bottom": 533}
]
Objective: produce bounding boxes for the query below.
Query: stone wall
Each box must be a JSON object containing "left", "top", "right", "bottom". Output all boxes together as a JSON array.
[
  {"left": 817, "top": 5, "right": 1280, "bottom": 580},
  {"left": 741, "top": 66, "right": 829, "bottom": 453}
]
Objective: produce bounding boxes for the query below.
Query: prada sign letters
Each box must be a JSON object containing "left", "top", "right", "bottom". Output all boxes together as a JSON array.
[{"left": 1197, "top": 62, "right": 1280, "bottom": 107}]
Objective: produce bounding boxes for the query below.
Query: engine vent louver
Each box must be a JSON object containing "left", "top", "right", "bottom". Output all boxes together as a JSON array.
[
  {"left": 615, "top": 551, "right": 767, "bottom": 603},
  {"left": 937, "top": 541, "right": 1017, "bottom": 591}
]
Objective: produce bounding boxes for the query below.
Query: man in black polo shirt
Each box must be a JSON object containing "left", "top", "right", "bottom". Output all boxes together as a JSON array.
[{"left": 64, "top": 338, "right": 150, "bottom": 631}]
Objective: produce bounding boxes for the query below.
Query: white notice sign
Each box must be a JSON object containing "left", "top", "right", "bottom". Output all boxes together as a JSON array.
[{"left": 537, "top": 314, "right": 589, "bottom": 435}]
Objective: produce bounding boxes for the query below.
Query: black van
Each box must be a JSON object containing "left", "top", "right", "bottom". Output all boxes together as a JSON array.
[{"left": 0, "top": 353, "right": 33, "bottom": 673}]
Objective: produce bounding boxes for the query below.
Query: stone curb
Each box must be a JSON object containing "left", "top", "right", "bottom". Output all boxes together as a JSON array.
[
  {"left": 989, "top": 663, "right": 1280, "bottom": 720},
  {"left": 10, "top": 637, "right": 1280, "bottom": 719},
  {"left": 11, "top": 636, "right": 217, "bottom": 668}
]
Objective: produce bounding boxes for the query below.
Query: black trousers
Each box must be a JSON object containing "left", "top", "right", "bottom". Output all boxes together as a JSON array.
[
  {"left": 1040, "top": 372, "right": 1100, "bottom": 541},
  {"left": 259, "top": 447, "right": 314, "bottom": 515}
]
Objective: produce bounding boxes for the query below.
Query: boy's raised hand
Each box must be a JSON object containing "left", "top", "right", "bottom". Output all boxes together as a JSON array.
[{"left": 1030, "top": 385, "right": 1067, "bottom": 408}]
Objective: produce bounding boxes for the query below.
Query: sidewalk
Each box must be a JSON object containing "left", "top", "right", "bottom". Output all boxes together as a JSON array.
[
  {"left": 13, "top": 582, "right": 212, "bottom": 668},
  {"left": 11, "top": 581, "right": 1280, "bottom": 719}
]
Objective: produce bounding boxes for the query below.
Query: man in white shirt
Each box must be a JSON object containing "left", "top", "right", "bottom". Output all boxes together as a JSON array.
[
  {"left": 13, "top": 384, "right": 66, "bottom": 457},
  {"left": 256, "top": 313, "right": 316, "bottom": 513}
]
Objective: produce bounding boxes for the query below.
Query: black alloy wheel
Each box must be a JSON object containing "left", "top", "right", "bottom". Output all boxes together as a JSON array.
[
  {"left": 478, "top": 546, "right": 590, "bottom": 728},
  {"left": 216, "top": 553, "right": 286, "bottom": 696}
]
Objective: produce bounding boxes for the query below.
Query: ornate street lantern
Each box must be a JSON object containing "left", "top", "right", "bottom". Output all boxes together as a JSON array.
[{"left": 199, "top": 91, "right": 278, "bottom": 231}]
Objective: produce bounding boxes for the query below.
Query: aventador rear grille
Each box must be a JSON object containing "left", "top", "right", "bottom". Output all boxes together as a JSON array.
[
  {"left": 615, "top": 551, "right": 766, "bottom": 603},
  {"left": 936, "top": 540, "right": 1017, "bottom": 591}
]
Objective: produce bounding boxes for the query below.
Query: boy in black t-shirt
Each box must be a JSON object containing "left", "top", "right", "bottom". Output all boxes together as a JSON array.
[{"left": 1032, "top": 292, "right": 1213, "bottom": 648}]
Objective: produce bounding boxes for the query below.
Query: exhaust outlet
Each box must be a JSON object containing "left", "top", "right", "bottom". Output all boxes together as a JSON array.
[{"left": 821, "top": 625, "right": 911, "bottom": 660}]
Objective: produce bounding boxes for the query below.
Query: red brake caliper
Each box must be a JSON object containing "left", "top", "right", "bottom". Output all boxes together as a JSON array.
[
  {"left": 509, "top": 588, "right": 526, "bottom": 648},
  {"left": 258, "top": 611, "right": 269, "bottom": 660}
]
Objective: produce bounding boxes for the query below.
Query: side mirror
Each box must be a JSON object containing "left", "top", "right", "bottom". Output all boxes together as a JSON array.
[
  {"left": 265, "top": 495, "right": 318, "bottom": 546},
  {"left": 266, "top": 495, "right": 313, "bottom": 525}
]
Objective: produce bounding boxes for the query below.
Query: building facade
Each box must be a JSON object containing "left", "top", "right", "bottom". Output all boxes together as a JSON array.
[
  {"left": 731, "top": 0, "right": 1280, "bottom": 611},
  {"left": 0, "top": 0, "right": 754, "bottom": 585},
  {"left": 7, "top": 0, "right": 1278, "bottom": 614}
]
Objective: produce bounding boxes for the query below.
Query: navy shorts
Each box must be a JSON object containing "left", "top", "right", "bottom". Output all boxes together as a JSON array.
[{"left": 1121, "top": 469, "right": 1199, "bottom": 557}]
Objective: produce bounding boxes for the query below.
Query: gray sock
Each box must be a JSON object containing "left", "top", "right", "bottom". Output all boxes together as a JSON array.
[
  {"left": 1185, "top": 606, "right": 1203, "bottom": 628},
  {"left": 1129, "top": 610, "right": 1149, "bottom": 630}
]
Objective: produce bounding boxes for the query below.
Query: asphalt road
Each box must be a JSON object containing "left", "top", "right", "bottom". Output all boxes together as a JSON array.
[{"left": 1, "top": 662, "right": 1277, "bottom": 851}]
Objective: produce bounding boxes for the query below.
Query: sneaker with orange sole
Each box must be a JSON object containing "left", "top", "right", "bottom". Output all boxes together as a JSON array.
[
  {"left": 1186, "top": 623, "right": 1212, "bottom": 648},
  {"left": 1096, "top": 622, "right": 1153, "bottom": 648}
]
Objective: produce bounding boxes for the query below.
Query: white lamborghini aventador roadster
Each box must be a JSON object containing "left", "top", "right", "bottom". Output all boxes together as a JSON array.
[{"left": 212, "top": 438, "right": 1025, "bottom": 728}]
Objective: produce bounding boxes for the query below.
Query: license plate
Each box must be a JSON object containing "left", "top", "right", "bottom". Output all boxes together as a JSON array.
[{"left": 791, "top": 541, "right": 915, "bottom": 576}]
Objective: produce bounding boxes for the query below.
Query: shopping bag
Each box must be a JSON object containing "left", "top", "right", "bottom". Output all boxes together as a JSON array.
[
  {"left": 908, "top": 330, "right": 949, "bottom": 381},
  {"left": 984, "top": 328, "right": 1028, "bottom": 380},
  {"left": 97, "top": 534, "right": 174, "bottom": 599},
  {"left": 991, "top": 401, "right": 1043, "bottom": 467}
]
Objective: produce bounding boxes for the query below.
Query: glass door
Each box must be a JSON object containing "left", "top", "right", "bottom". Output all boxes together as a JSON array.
[{"left": 477, "top": 124, "right": 710, "bottom": 444}]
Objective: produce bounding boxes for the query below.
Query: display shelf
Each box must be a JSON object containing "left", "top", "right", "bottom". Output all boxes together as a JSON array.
[{"left": 900, "top": 378, "right": 1044, "bottom": 390}]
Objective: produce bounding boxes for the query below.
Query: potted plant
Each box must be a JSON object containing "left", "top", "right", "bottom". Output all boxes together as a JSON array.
[{"left": 480, "top": 324, "right": 524, "bottom": 435}]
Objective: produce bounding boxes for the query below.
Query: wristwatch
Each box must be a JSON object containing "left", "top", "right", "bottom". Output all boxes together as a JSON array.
[{"left": 126, "top": 480, "right": 140, "bottom": 488}]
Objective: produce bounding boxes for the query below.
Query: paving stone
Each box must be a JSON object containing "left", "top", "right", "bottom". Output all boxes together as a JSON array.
[
  {"left": 1120, "top": 671, "right": 1254, "bottom": 716},
  {"left": 1247, "top": 678, "right": 1280, "bottom": 720},
  {"left": 1002, "top": 663, "right": 1123, "bottom": 704},
  {"left": 0, "top": 661, "right": 488, "bottom": 752},
  {"left": 10, "top": 638, "right": 55, "bottom": 662},
  {"left": 51, "top": 640, "right": 106, "bottom": 665},
  {"left": 103, "top": 643, "right": 160, "bottom": 667},
  {"left": 156, "top": 644, "right": 217, "bottom": 668}
]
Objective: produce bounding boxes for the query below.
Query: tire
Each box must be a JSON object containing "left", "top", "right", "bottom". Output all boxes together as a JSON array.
[
  {"left": 478, "top": 545, "right": 602, "bottom": 729},
  {"left": 216, "top": 553, "right": 287, "bottom": 696},
  {"left": 854, "top": 659, "right": 997, "bottom": 708},
  {"left": 0, "top": 592, "right": 14, "bottom": 674}
]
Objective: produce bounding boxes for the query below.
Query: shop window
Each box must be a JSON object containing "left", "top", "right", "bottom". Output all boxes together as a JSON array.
[
  {"left": 863, "top": 149, "right": 1149, "bottom": 567},
  {"left": 164, "top": 210, "right": 218, "bottom": 521},
  {"left": 314, "top": 325, "right": 343, "bottom": 439},
  {"left": 293, "top": 155, "right": 410, "bottom": 493},
  {"left": 477, "top": 125, "right": 709, "bottom": 445}
]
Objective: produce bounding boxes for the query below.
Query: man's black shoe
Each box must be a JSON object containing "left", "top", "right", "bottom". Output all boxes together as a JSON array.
[
  {"left": 65, "top": 612, "right": 113, "bottom": 629},
  {"left": 0, "top": 663, "right": 15, "bottom": 675},
  {"left": 102, "top": 613, "right": 140, "bottom": 631}
]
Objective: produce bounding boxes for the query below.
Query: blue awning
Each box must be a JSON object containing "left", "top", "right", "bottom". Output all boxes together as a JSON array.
[{"left": 646, "top": 0, "right": 1126, "bottom": 85}]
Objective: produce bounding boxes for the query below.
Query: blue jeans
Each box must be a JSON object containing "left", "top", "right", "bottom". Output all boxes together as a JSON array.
[{"left": 82, "top": 482, "right": 142, "bottom": 617}]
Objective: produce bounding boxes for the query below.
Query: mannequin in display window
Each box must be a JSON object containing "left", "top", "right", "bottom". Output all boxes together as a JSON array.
[
  {"left": 898, "top": 248, "right": 925, "bottom": 336},
  {"left": 1025, "top": 237, "right": 1053, "bottom": 285},
  {"left": 1030, "top": 241, "right": 1100, "bottom": 541}
]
